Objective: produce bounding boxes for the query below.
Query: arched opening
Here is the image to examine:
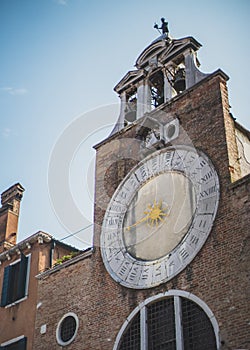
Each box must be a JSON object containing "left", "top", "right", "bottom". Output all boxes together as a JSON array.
[
  {"left": 114, "top": 290, "right": 220, "bottom": 350},
  {"left": 124, "top": 88, "right": 137, "bottom": 125},
  {"left": 149, "top": 70, "right": 164, "bottom": 109}
]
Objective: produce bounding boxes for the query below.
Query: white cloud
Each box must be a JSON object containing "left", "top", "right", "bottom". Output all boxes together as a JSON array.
[
  {"left": 2, "top": 127, "right": 18, "bottom": 139},
  {"left": 1, "top": 87, "right": 28, "bottom": 96},
  {"left": 2, "top": 128, "right": 11, "bottom": 138}
]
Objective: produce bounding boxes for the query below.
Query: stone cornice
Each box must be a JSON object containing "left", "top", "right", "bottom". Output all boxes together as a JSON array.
[
  {"left": 36, "top": 247, "right": 93, "bottom": 279},
  {"left": 0, "top": 231, "right": 52, "bottom": 262}
]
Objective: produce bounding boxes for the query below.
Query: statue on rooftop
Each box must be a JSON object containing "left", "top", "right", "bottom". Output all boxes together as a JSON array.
[{"left": 154, "top": 18, "right": 169, "bottom": 36}]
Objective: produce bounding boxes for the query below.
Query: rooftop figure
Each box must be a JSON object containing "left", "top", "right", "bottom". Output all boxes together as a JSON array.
[{"left": 154, "top": 18, "right": 169, "bottom": 36}]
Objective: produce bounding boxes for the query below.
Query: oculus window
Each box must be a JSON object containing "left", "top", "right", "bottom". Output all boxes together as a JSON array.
[
  {"left": 1, "top": 254, "right": 30, "bottom": 307},
  {"left": 114, "top": 291, "right": 219, "bottom": 350},
  {"left": 56, "top": 312, "right": 79, "bottom": 346}
]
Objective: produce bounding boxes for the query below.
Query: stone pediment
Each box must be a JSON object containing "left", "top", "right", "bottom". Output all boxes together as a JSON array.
[
  {"left": 114, "top": 37, "right": 202, "bottom": 95},
  {"left": 111, "top": 35, "right": 208, "bottom": 136},
  {"left": 135, "top": 36, "right": 202, "bottom": 69},
  {"left": 114, "top": 69, "right": 144, "bottom": 94},
  {"left": 135, "top": 39, "right": 167, "bottom": 69}
]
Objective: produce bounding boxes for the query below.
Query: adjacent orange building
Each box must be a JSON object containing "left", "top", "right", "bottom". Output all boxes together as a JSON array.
[{"left": 0, "top": 184, "right": 79, "bottom": 350}]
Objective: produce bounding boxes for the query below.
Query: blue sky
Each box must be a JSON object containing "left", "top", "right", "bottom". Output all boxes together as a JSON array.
[{"left": 1, "top": 0, "right": 249, "bottom": 248}]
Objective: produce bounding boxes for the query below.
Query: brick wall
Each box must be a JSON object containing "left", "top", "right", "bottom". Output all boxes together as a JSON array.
[
  {"left": 0, "top": 235, "right": 77, "bottom": 350},
  {"left": 33, "top": 72, "right": 250, "bottom": 349}
]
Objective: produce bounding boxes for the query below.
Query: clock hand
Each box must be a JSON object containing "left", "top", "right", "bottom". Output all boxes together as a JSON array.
[
  {"left": 125, "top": 213, "right": 150, "bottom": 231},
  {"left": 125, "top": 200, "right": 168, "bottom": 231}
]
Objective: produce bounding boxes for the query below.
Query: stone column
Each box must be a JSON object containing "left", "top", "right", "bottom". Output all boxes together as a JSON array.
[
  {"left": 184, "top": 49, "right": 208, "bottom": 89},
  {"left": 164, "top": 69, "right": 174, "bottom": 102}
]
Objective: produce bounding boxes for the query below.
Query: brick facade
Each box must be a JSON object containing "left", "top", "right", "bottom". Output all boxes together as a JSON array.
[
  {"left": 0, "top": 230, "right": 79, "bottom": 350},
  {"left": 33, "top": 70, "right": 250, "bottom": 349}
]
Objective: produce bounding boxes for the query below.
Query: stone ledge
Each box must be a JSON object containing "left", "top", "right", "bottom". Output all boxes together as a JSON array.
[{"left": 36, "top": 247, "right": 94, "bottom": 279}]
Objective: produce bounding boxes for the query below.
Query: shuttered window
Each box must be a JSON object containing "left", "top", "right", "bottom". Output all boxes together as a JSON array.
[
  {"left": 1, "top": 254, "right": 29, "bottom": 307},
  {"left": 0, "top": 337, "right": 27, "bottom": 350}
]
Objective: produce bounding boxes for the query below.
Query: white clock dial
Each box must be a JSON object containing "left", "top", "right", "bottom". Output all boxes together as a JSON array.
[
  {"left": 101, "top": 146, "right": 220, "bottom": 289},
  {"left": 123, "top": 172, "right": 196, "bottom": 261}
]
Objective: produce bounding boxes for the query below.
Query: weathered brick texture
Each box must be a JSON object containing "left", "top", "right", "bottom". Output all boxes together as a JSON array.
[{"left": 33, "top": 72, "right": 250, "bottom": 350}]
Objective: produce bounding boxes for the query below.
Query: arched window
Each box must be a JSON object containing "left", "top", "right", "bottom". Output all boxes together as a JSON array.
[{"left": 114, "top": 290, "right": 219, "bottom": 350}]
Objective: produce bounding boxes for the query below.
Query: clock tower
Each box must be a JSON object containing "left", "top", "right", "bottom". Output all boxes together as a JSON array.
[
  {"left": 33, "top": 23, "right": 250, "bottom": 350},
  {"left": 93, "top": 26, "right": 249, "bottom": 349}
]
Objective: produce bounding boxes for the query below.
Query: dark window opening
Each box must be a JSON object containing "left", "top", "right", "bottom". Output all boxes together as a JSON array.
[
  {"left": 148, "top": 298, "right": 176, "bottom": 350},
  {"left": 118, "top": 313, "right": 140, "bottom": 350},
  {"left": 149, "top": 70, "right": 164, "bottom": 108},
  {"left": 0, "top": 337, "right": 27, "bottom": 350},
  {"left": 182, "top": 298, "right": 217, "bottom": 350},
  {"left": 118, "top": 296, "right": 217, "bottom": 350},
  {"left": 1, "top": 254, "right": 29, "bottom": 307},
  {"left": 125, "top": 89, "right": 137, "bottom": 124},
  {"left": 60, "top": 316, "right": 77, "bottom": 343}
]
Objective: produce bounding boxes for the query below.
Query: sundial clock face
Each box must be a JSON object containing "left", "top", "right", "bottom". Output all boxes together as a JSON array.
[{"left": 101, "top": 146, "right": 220, "bottom": 289}]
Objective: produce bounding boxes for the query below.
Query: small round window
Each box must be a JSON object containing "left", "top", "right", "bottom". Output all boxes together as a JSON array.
[{"left": 56, "top": 312, "right": 79, "bottom": 346}]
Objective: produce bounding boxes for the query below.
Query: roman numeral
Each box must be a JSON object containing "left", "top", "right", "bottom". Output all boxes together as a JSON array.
[
  {"left": 109, "top": 204, "right": 124, "bottom": 213},
  {"left": 200, "top": 185, "right": 217, "bottom": 198},
  {"left": 199, "top": 219, "right": 207, "bottom": 228},
  {"left": 120, "top": 191, "right": 127, "bottom": 199},
  {"left": 141, "top": 167, "right": 148, "bottom": 179},
  {"left": 199, "top": 159, "right": 207, "bottom": 168},
  {"left": 118, "top": 261, "right": 130, "bottom": 276},
  {"left": 108, "top": 217, "right": 119, "bottom": 225},
  {"left": 179, "top": 248, "right": 189, "bottom": 260},
  {"left": 200, "top": 170, "right": 213, "bottom": 184},
  {"left": 128, "top": 265, "right": 140, "bottom": 282},
  {"left": 141, "top": 268, "right": 149, "bottom": 280},
  {"left": 154, "top": 264, "right": 162, "bottom": 277},
  {"left": 106, "top": 247, "right": 120, "bottom": 262},
  {"left": 190, "top": 234, "right": 199, "bottom": 245},
  {"left": 162, "top": 150, "right": 173, "bottom": 167}
]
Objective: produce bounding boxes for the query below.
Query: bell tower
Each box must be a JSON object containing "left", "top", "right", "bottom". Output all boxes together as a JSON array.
[{"left": 112, "top": 30, "right": 209, "bottom": 134}]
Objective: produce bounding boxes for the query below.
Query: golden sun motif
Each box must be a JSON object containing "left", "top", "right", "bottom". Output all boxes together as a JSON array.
[
  {"left": 144, "top": 200, "right": 168, "bottom": 227},
  {"left": 126, "top": 200, "right": 168, "bottom": 231}
]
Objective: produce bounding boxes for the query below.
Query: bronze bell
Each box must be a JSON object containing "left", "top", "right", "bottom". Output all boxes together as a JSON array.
[
  {"left": 173, "top": 68, "right": 186, "bottom": 93},
  {"left": 125, "top": 99, "right": 137, "bottom": 122},
  {"left": 125, "top": 110, "right": 136, "bottom": 122}
]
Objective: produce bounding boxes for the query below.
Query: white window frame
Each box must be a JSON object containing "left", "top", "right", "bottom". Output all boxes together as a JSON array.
[
  {"left": 0, "top": 335, "right": 25, "bottom": 347},
  {"left": 113, "top": 289, "right": 220, "bottom": 350},
  {"left": 56, "top": 312, "right": 79, "bottom": 346}
]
